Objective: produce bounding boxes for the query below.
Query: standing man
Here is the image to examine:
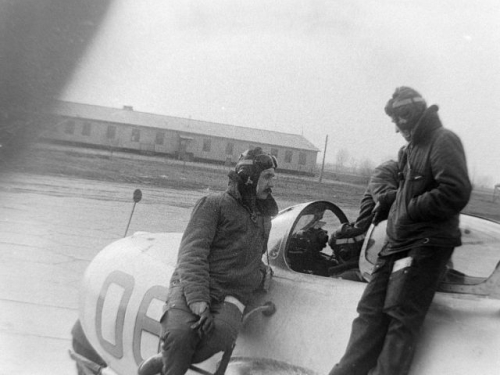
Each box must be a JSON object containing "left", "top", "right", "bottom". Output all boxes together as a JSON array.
[
  {"left": 329, "top": 87, "right": 471, "bottom": 375},
  {"left": 139, "top": 147, "right": 278, "bottom": 375}
]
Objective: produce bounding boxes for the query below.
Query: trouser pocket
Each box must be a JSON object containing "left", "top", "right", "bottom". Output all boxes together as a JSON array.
[{"left": 384, "top": 256, "right": 413, "bottom": 310}]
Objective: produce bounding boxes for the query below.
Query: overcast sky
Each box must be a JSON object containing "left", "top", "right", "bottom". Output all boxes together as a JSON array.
[{"left": 61, "top": 0, "right": 500, "bottom": 185}]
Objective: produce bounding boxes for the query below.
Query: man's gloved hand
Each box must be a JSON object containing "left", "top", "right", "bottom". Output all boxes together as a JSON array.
[
  {"left": 329, "top": 223, "right": 364, "bottom": 246},
  {"left": 372, "top": 201, "right": 390, "bottom": 225},
  {"left": 328, "top": 223, "right": 366, "bottom": 263},
  {"left": 189, "top": 302, "right": 215, "bottom": 338}
]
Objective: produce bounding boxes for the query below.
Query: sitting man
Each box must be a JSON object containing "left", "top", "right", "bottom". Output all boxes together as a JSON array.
[
  {"left": 138, "top": 147, "right": 278, "bottom": 375},
  {"left": 328, "top": 159, "right": 399, "bottom": 280}
]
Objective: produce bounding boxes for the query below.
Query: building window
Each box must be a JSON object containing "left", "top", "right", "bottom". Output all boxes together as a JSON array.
[
  {"left": 285, "top": 150, "right": 293, "bottom": 163},
  {"left": 106, "top": 125, "right": 116, "bottom": 139},
  {"left": 155, "top": 131, "right": 165, "bottom": 145},
  {"left": 271, "top": 148, "right": 278, "bottom": 158},
  {"left": 203, "top": 139, "right": 211, "bottom": 152},
  {"left": 65, "top": 120, "right": 75, "bottom": 135},
  {"left": 299, "top": 152, "right": 307, "bottom": 165},
  {"left": 82, "top": 122, "right": 91, "bottom": 136},
  {"left": 226, "top": 142, "right": 234, "bottom": 155},
  {"left": 131, "top": 129, "right": 140, "bottom": 142}
]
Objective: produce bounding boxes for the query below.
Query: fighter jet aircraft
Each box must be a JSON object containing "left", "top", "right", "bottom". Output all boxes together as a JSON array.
[
  {"left": 69, "top": 199, "right": 500, "bottom": 375},
  {"left": 3, "top": 3, "right": 497, "bottom": 373}
]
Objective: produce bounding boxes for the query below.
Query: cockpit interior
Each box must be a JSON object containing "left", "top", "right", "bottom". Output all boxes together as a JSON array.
[
  {"left": 284, "top": 202, "right": 365, "bottom": 281},
  {"left": 281, "top": 202, "right": 500, "bottom": 295}
]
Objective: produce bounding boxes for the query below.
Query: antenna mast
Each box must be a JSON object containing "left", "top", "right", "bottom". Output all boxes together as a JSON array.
[{"left": 319, "top": 134, "right": 328, "bottom": 183}]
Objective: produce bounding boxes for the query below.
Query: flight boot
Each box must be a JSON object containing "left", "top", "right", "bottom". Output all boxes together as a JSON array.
[{"left": 137, "top": 353, "right": 163, "bottom": 375}]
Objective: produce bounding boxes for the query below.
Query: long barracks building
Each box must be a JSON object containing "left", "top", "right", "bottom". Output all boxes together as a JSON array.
[{"left": 42, "top": 101, "right": 320, "bottom": 175}]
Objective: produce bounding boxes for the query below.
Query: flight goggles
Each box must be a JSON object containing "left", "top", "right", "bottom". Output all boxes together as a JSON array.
[
  {"left": 237, "top": 153, "right": 278, "bottom": 170},
  {"left": 385, "top": 96, "right": 426, "bottom": 117}
]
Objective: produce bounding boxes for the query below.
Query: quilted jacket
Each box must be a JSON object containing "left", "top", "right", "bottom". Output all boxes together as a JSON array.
[
  {"left": 355, "top": 159, "right": 399, "bottom": 231},
  {"left": 382, "top": 105, "right": 471, "bottom": 254},
  {"left": 168, "top": 179, "right": 278, "bottom": 306}
]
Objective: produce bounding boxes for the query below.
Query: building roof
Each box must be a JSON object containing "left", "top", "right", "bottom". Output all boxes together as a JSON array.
[{"left": 51, "top": 101, "right": 320, "bottom": 152}]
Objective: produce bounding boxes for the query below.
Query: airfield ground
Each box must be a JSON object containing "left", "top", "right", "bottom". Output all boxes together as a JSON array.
[
  {"left": 5, "top": 144, "right": 500, "bottom": 222},
  {"left": 0, "top": 144, "right": 498, "bottom": 374},
  {"left": 0, "top": 172, "right": 206, "bottom": 374}
]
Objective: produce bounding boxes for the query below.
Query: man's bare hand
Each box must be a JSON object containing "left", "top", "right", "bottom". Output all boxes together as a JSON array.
[
  {"left": 189, "top": 301, "right": 208, "bottom": 316},
  {"left": 189, "top": 305, "right": 215, "bottom": 338}
]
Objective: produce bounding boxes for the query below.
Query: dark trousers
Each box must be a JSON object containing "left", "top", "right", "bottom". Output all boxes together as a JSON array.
[
  {"left": 160, "top": 287, "right": 242, "bottom": 375},
  {"left": 329, "top": 245, "right": 453, "bottom": 375}
]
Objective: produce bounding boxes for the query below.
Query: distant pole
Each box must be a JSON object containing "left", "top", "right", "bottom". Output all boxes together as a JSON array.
[{"left": 319, "top": 134, "right": 328, "bottom": 183}]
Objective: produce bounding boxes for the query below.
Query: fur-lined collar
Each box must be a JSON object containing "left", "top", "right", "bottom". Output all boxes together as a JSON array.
[{"left": 411, "top": 105, "right": 442, "bottom": 145}]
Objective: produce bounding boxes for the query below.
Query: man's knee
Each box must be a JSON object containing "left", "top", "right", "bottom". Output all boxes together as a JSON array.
[
  {"left": 356, "top": 293, "right": 386, "bottom": 320},
  {"left": 160, "top": 306, "right": 198, "bottom": 349},
  {"left": 384, "top": 307, "right": 425, "bottom": 337},
  {"left": 161, "top": 328, "right": 196, "bottom": 353}
]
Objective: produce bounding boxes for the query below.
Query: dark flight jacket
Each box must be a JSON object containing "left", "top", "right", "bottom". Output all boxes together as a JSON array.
[{"left": 383, "top": 105, "right": 472, "bottom": 254}]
